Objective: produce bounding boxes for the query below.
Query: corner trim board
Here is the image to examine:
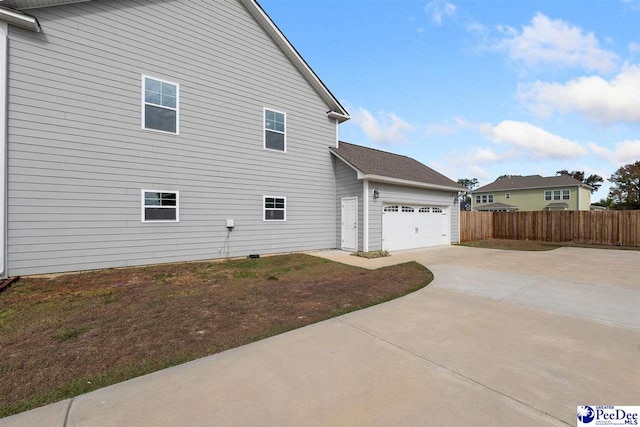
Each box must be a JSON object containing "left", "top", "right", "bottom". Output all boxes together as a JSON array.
[
  {"left": 363, "top": 180, "right": 369, "bottom": 252},
  {"left": 0, "top": 22, "right": 7, "bottom": 277}
]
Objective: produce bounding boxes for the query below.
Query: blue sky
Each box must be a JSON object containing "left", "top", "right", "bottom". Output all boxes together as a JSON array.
[{"left": 261, "top": 0, "right": 640, "bottom": 201}]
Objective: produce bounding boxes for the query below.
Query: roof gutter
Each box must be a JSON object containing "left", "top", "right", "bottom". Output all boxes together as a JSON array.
[
  {"left": 327, "top": 110, "right": 350, "bottom": 123},
  {"left": 364, "top": 175, "right": 464, "bottom": 193},
  {"left": 0, "top": 6, "right": 41, "bottom": 32}
]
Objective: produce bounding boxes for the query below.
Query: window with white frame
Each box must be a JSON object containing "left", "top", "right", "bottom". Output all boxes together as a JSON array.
[
  {"left": 505, "top": 193, "right": 510, "bottom": 199},
  {"left": 264, "top": 196, "right": 286, "bottom": 221},
  {"left": 545, "top": 189, "right": 570, "bottom": 201},
  {"left": 142, "top": 190, "right": 178, "bottom": 222},
  {"left": 479, "top": 194, "right": 493, "bottom": 203},
  {"left": 419, "top": 207, "right": 430, "bottom": 213},
  {"left": 432, "top": 207, "right": 443, "bottom": 213},
  {"left": 143, "top": 76, "right": 178, "bottom": 134},
  {"left": 383, "top": 205, "right": 398, "bottom": 212},
  {"left": 401, "top": 206, "right": 414, "bottom": 212},
  {"left": 264, "top": 109, "right": 286, "bottom": 151}
]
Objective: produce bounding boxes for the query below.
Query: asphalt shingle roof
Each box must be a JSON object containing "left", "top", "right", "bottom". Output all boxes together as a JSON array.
[
  {"left": 331, "top": 142, "right": 463, "bottom": 189},
  {"left": 473, "top": 175, "right": 586, "bottom": 192}
]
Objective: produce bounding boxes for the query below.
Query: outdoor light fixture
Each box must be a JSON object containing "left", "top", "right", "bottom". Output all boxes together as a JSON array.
[{"left": 373, "top": 189, "right": 379, "bottom": 200}]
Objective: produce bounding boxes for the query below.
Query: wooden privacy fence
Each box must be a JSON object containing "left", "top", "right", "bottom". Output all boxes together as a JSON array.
[{"left": 460, "top": 210, "right": 640, "bottom": 246}]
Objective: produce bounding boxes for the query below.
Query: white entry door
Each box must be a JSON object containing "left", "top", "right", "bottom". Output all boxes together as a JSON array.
[
  {"left": 341, "top": 197, "right": 358, "bottom": 251},
  {"left": 382, "top": 205, "right": 449, "bottom": 251}
]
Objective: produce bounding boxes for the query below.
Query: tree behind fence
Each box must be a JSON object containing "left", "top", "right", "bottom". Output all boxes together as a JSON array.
[{"left": 460, "top": 211, "right": 640, "bottom": 246}]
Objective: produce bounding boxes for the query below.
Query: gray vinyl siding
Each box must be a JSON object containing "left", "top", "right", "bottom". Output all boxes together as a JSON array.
[
  {"left": 367, "top": 182, "right": 459, "bottom": 251},
  {"left": 6, "top": 0, "right": 338, "bottom": 275},
  {"left": 333, "top": 157, "right": 363, "bottom": 251}
]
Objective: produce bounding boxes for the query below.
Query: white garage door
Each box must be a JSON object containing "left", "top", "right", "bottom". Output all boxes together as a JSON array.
[{"left": 382, "top": 205, "right": 449, "bottom": 251}]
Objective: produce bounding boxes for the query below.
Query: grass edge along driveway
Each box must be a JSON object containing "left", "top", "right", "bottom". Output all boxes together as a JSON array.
[{"left": 0, "top": 253, "right": 432, "bottom": 418}]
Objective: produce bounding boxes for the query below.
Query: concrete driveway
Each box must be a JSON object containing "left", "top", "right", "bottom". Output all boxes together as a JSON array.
[{"left": 2, "top": 246, "right": 639, "bottom": 426}]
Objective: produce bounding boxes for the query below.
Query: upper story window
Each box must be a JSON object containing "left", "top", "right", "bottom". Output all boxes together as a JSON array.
[
  {"left": 545, "top": 189, "right": 570, "bottom": 201},
  {"left": 143, "top": 76, "right": 178, "bottom": 134},
  {"left": 505, "top": 193, "right": 510, "bottom": 199},
  {"left": 264, "top": 109, "right": 286, "bottom": 152},
  {"left": 142, "top": 190, "right": 179, "bottom": 222},
  {"left": 264, "top": 196, "right": 286, "bottom": 221},
  {"left": 476, "top": 194, "right": 494, "bottom": 204}
]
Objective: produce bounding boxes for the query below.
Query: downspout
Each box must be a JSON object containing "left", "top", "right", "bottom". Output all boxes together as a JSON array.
[
  {"left": 0, "top": 22, "right": 7, "bottom": 278},
  {"left": 363, "top": 180, "right": 369, "bottom": 252}
]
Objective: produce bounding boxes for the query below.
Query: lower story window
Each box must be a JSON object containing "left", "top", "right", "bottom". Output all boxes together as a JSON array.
[
  {"left": 142, "top": 190, "right": 179, "bottom": 222},
  {"left": 264, "top": 196, "right": 286, "bottom": 221}
]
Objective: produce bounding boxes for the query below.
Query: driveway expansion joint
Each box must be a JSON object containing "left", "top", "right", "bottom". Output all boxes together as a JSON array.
[
  {"left": 335, "top": 317, "right": 571, "bottom": 426},
  {"left": 63, "top": 397, "right": 73, "bottom": 427}
]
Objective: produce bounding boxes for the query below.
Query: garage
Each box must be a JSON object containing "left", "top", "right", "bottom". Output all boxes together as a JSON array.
[{"left": 382, "top": 204, "right": 449, "bottom": 251}]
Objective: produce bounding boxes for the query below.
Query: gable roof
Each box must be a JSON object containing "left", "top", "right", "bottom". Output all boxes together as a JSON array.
[
  {"left": 331, "top": 141, "right": 463, "bottom": 192},
  {"left": 473, "top": 175, "right": 589, "bottom": 193},
  {"left": 0, "top": 0, "right": 350, "bottom": 122}
]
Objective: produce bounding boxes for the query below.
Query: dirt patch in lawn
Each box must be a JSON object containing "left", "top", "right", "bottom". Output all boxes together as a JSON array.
[{"left": 0, "top": 254, "right": 431, "bottom": 417}]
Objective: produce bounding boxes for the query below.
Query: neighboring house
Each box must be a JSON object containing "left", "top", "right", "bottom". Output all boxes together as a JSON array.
[
  {"left": 0, "top": 0, "right": 462, "bottom": 277},
  {"left": 471, "top": 175, "right": 592, "bottom": 212}
]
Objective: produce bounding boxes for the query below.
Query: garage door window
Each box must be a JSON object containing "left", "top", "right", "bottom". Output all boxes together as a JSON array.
[
  {"left": 401, "top": 206, "right": 414, "bottom": 212},
  {"left": 384, "top": 205, "right": 399, "bottom": 212},
  {"left": 419, "top": 207, "right": 430, "bottom": 213},
  {"left": 432, "top": 207, "right": 443, "bottom": 213}
]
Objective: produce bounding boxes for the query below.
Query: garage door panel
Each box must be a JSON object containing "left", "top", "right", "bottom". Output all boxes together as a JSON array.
[{"left": 383, "top": 205, "right": 448, "bottom": 251}]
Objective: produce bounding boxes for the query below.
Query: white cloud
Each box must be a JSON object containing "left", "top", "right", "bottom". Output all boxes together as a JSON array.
[
  {"left": 589, "top": 140, "right": 640, "bottom": 165},
  {"left": 518, "top": 65, "right": 640, "bottom": 124},
  {"left": 481, "top": 120, "right": 588, "bottom": 160},
  {"left": 351, "top": 108, "right": 415, "bottom": 145},
  {"left": 468, "top": 166, "right": 490, "bottom": 181},
  {"left": 630, "top": 42, "right": 640, "bottom": 55},
  {"left": 424, "top": 117, "right": 467, "bottom": 136},
  {"left": 495, "top": 13, "right": 618, "bottom": 73},
  {"left": 425, "top": 0, "right": 457, "bottom": 25}
]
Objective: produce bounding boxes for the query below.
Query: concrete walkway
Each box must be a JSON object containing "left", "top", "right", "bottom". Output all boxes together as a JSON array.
[{"left": 2, "top": 246, "right": 639, "bottom": 426}]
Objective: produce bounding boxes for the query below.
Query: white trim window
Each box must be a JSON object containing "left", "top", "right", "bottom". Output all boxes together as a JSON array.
[
  {"left": 142, "top": 76, "right": 179, "bottom": 134},
  {"left": 142, "top": 190, "right": 179, "bottom": 222},
  {"left": 264, "top": 108, "right": 286, "bottom": 152},
  {"left": 401, "top": 206, "right": 414, "bottom": 212},
  {"left": 264, "top": 196, "right": 286, "bottom": 221},
  {"left": 505, "top": 193, "right": 510, "bottom": 199},
  {"left": 383, "top": 205, "right": 399, "bottom": 212},
  {"left": 477, "top": 194, "right": 494, "bottom": 203},
  {"left": 545, "top": 189, "right": 570, "bottom": 201},
  {"left": 432, "top": 207, "right": 443, "bottom": 213}
]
